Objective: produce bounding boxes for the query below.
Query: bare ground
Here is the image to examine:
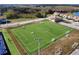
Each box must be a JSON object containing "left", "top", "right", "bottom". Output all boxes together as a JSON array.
[
  {"left": 7, "top": 29, "right": 79, "bottom": 55},
  {"left": 34, "top": 30, "right": 79, "bottom": 55},
  {"left": 7, "top": 30, "right": 27, "bottom": 55}
]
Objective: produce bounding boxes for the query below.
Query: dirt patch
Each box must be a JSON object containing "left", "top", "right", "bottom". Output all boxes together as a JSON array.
[
  {"left": 7, "top": 30, "right": 27, "bottom": 55},
  {"left": 35, "top": 30, "right": 79, "bottom": 55},
  {"left": 6, "top": 29, "right": 79, "bottom": 55}
]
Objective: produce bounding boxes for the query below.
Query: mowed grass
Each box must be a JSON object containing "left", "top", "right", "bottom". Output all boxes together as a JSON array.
[
  {"left": 2, "top": 30, "right": 20, "bottom": 55},
  {"left": 11, "top": 20, "right": 72, "bottom": 54}
]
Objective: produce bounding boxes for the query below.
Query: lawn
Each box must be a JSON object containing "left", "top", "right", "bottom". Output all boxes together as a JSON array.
[
  {"left": 11, "top": 20, "right": 72, "bottom": 54},
  {"left": 2, "top": 29, "right": 20, "bottom": 55}
]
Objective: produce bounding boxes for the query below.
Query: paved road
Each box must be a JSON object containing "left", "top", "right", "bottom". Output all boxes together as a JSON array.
[
  {"left": 49, "top": 15, "right": 79, "bottom": 30},
  {"left": 1, "top": 14, "right": 79, "bottom": 30},
  {"left": 0, "top": 18, "right": 47, "bottom": 29},
  {"left": 59, "top": 22, "right": 79, "bottom": 30}
]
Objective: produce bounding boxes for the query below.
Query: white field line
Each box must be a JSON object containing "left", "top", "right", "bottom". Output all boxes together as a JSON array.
[
  {"left": 51, "top": 28, "right": 72, "bottom": 42},
  {"left": 14, "top": 31, "right": 32, "bottom": 54}
]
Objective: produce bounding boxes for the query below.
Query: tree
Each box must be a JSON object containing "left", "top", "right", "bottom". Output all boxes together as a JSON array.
[
  {"left": 3, "top": 11, "right": 19, "bottom": 19},
  {"left": 36, "top": 12, "right": 47, "bottom": 18},
  {"left": 47, "top": 9, "right": 54, "bottom": 14}
]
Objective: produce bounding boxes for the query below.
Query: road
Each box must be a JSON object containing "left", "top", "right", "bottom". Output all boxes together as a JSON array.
[
  {"left": 1, "top": 14, "right": 79, "bottom": 30},
  {"left": 59, "top": 22, "right": 79, "bottom": 30},
  {"left": 49, "top": 14, "right": 79, "bottom": 30},
  {"left": 0, "top": 18, "right": 47, "bottom": 29}
]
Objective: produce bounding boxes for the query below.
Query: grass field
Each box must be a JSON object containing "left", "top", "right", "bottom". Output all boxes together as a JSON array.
[
  {"left": 11, "top": 20, "right": 72, "bottom": 54},
  {"left": 2, "top": 30, "right": 20, "bottom": 55}
]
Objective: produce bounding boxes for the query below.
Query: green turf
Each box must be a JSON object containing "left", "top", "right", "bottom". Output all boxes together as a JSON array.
[
  {"left": 11, "top": 20, "right": 72, "bottom": 54},
  {"left": 2, "top": 29, "right": 20, "bottom": 55}
]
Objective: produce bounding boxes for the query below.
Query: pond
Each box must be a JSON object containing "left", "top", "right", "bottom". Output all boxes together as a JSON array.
[
  {"left": 73, "top": 12, "right": 79, "bottom": 16},
  {"left": 0, "top": 32, "right": 10, "bottom": 55}
]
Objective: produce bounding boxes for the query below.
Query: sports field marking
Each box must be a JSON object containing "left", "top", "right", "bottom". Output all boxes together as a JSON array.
[
  {"left": 51, "top": 38, "right": 56, "bottom": 41},
  {"left": 11, "top": 20, "right": 72, "bottom": 54}
]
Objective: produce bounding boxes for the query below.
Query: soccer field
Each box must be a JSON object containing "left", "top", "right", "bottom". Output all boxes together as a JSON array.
[{"left": 11, "top": 20, "right": 72, "bottom": 54}]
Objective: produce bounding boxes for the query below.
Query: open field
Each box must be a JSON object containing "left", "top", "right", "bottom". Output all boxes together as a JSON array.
[{"left": 10, "top": 20, "right": 72, "bottom": 54}]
